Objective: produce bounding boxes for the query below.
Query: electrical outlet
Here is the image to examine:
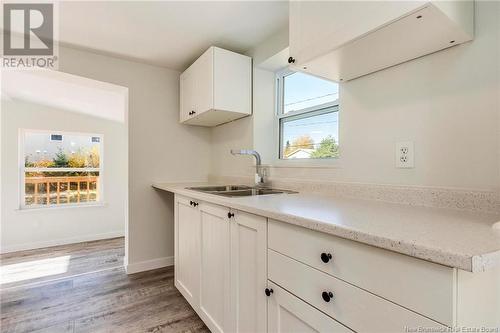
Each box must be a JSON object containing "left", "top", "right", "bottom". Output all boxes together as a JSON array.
[{"left": 396, "top": 141, "right": 414, "bottom": 168}]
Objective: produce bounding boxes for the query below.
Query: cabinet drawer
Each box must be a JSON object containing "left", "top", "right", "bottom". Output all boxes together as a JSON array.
[
  {"left": 268, "top": 220, "right": 455, "bottom": 325},
  {"left": 268, "top": 250, "right": 445, "bottom": 333},
  {"left": 268, "top": 282, "right": 352, "bottom": 333}
]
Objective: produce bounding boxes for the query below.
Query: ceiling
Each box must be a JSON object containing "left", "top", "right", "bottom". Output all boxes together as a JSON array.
[{"left": 58, "top": 1, "right": 289, "bottom": 71}]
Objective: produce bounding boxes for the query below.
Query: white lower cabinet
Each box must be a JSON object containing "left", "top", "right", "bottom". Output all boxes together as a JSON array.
[
  {"left": 174, "top": 195, "right": 267, "bottom": 333},
  {"left": 230, "top": 210, "right": 267, "bottom": 333},
  {"left": 175, "top": 196, "right": 499, "bottom": 333},
  {"left": 267, "top": 282, "right": 352, "bottom": 333},
  {"left": 199, "top": 202, "right": 231, "bottom": 333},
  {"left": 174, "top": 196, "right": 200, "bottom": 305}
]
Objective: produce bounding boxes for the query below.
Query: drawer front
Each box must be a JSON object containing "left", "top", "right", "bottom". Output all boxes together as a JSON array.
[
  {"left": 268, "top": 220, "right": 455, "bottom": 325},
  {"left": 268, "top": 282, "right": 353, "bottom": 333},
  {"left": 268, "top": 250, "right": 445, "bottom": 333}
]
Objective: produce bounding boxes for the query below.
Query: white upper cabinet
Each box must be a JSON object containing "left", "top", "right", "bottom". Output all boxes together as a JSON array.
[
  {"left": 289, "top": 1, "right": 474, "bottom": 81},
  {"left": 179, "top": 46, "right": 252, "bottom": 127}
]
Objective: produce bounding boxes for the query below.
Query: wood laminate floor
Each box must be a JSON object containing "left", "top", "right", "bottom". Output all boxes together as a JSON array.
[{"left": 0, "top": 238, "right": 208, "bottom": 333}]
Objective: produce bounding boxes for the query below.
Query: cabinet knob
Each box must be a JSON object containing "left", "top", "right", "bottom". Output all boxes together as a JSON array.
[
  {"left": 227, "top": 212, "right": 234, "bottom": 219},
  {"left": 193, "top": 202, "right": 199, "bottom": 207},
  {"left": 322, "top": 291, "right": 334, "bottom": 302},
  {"left": 189, "top": 200, "right": 194, "bottom": 206},
  {"left": 265, "top": 288, "right": 274, "bottom": 297},
  {"left": 288, "top": 57, "right": 296, "bottom": 64},
  {"left": 320, "top": 252, "right": 332, "bottom": 263}
]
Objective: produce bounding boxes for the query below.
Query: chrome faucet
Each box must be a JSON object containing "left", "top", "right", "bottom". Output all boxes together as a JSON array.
[{"left": 230, "top": 149, "right": 266, "bottom": 186}]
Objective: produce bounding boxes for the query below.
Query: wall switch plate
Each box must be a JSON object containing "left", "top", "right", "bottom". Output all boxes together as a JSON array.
[{"left": 396, "top": 141, "right": 414, "bottom": 168}]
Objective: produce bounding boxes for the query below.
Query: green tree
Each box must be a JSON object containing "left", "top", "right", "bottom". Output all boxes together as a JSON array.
[
  {"left": 53, "top": 148, "right": 69, "bottom": 167},
  {"left": 310, "top": 135, "right": 339, "bottom": 158}
]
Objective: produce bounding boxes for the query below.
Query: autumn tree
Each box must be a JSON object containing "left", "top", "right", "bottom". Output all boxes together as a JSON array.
[
  {"left": 68, "top": 150, "right": 86, "bottom": 168},
  {"left": 292, "top": 135, "right": 314, "bottom": 149}
]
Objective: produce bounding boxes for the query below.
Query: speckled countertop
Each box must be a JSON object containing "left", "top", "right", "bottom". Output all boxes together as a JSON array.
[{"left": 153, "top": 182, "right": 500, "bottom": 272}]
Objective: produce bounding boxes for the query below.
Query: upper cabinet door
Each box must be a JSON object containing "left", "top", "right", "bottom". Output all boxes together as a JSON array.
[
  {"left": 179, "top": 68, "right": 195, "bottom": 123},
  {"left": 289, "top": 1, "right": 474, "bottom": 81},
  {"left": 229, "top": 211, "right": 267, "bottom": 333},
  {"left": 191, "top": 48, "right": 214, "bottom": 119},
  {"left": 289, "top": 1, "right": 426, "bottom": 65}
]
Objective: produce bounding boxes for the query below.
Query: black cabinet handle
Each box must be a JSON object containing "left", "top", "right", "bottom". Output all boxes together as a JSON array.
[
  {"left": 321, "top": 252, "right": 333, "bottom": 263},
  {"left": 322, "top": 291, "right": 334, "bottom": 302},
  {"left": 193, "top": 202, "right": 199, "bottom": 207},
  {"left": 288, "top": 57, "right": 296, "bottom": 64},
  {"left": 189, "top": 200, "right": 194, "bottom": 206},
  {"left": 227, "top": 212, "right": 234, "bottom": 219},
  {"left": 265, "top": 288, "right": 274, "bottom": 297}
]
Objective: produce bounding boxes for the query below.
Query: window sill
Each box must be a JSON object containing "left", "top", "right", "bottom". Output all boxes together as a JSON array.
[
  {"left": 16, "top": 202, "right": 107, "bottom": 212},
  {"left": 268, "top": 157, "right": 342, "bottom": 169}
]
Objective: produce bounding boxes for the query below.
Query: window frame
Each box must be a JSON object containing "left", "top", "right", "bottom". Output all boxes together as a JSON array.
[
  {"left": 275, "top": 69, "right": 340, "bottom": 163},
  {"left": 19, "top": 129, "right": 105, "bottom": 210}
]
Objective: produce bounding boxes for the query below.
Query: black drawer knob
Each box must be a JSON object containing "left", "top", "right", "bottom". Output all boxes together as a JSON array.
[
  {"left": 192, "top": 202, "right": 198, "bottom": 207},
  {"left": 227, "top": 212, "right": 234, "bottom": 219},
  {"left": 288, "top": 56, "right": 296, "bottom": 64},
  {"left": 322, "top": 291, "right": 334, "bottom": 302},
  {"left": 265, "top": 288, "right": 274, "bottom": 297},
  {"left": 189, "top": 200, "right": 194, "bottom": 206},
  {"left": 321, "top": 252, "right": 332, "bottom": 263}
]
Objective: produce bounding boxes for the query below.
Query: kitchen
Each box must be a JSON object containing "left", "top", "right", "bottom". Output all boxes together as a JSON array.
[{"left": 0, "top": 1, "right": 499, "bottom": 332}]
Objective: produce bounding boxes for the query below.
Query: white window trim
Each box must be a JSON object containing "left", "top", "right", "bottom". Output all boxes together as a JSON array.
[
  {"left": 19, "top": 129, "right": 104, "bottom": 210},
  {"left": 273, "top": 69, "right": 341, "bottom": 168}
]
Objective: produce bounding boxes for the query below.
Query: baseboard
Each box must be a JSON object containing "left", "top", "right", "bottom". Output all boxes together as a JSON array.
[
  {"left": 125, "top": 256, "right": 174, "bottom": 274},
  {"left": 0, "top": 231, "right": 125, "bottom": 254}
]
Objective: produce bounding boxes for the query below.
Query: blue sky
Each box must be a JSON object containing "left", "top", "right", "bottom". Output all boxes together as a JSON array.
[{"left": 282, "top": 72, "right": 339, "bottom": 148}]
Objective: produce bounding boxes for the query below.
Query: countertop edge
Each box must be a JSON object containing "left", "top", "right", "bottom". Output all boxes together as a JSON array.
[{"left": 153, "top": 182, "right": 499, "bottom": 273}]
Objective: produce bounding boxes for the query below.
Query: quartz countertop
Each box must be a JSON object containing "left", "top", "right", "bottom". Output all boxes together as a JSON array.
[{"left": 153, "top": 182, "right": 500, "bottom": 272}]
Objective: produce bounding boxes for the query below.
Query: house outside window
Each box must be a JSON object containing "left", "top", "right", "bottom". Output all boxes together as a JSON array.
[
  {"left": 21, "top": 130, "right": 103, "bottom": 208},
  {"left": 276, "top": 70, "right": 339, "bottom": 160}
]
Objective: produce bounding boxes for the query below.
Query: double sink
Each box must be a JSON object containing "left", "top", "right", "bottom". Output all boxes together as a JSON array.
[{"left": 186, "top": 185, "right": 297, "bottom": 197}]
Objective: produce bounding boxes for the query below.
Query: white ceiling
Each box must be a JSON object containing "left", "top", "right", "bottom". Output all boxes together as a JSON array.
[{"left": 58, "top": 1, "right": 289, "bottom": 71}]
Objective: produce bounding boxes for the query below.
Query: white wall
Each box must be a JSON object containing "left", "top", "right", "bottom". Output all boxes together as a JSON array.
[
  {"left": 212, "top": 0, "right": 500, "bottom": 191},
  {"left": 56, "top": 47, "right": 211, "bottom": 271},
  {"left": 0, "top": 100, "right": 127, "bottom": 252}
]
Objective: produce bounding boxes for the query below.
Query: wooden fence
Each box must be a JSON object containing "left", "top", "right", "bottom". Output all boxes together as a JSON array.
[{"left": 25, "top": 176, "right": 99, "bottom": 205}]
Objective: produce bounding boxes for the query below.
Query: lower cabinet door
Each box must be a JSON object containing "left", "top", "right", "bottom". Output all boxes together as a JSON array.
[
  {"left": 199, "top": 202, "right": 231, "bottom": 333},
  {"left": 175, "top": 195, "right": 200, "bottom": 308},
  {"left": 268, "top": 282, "right": 353, "bottom": 333},
  {"left": 230, "top": 210, "right": 267, "bottom": 333}
]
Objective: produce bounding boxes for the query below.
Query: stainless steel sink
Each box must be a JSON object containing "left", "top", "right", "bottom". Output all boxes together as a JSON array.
[
  {"left": 186, "top": 185, "right": 252, "bottom": 192},
  {"left": 186, "top": 185, "right": 297, "bottom": 197}
]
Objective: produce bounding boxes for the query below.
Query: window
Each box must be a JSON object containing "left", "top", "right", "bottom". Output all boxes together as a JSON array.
[
  {"left": 21, "top": 130, "right": 103, "bottom": 208},
  {"left": 277, "top": 71, "right": 339, "bottom": 160},
  {"left": 50, "top": 134, "right": 63, "bottom": 141}
]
